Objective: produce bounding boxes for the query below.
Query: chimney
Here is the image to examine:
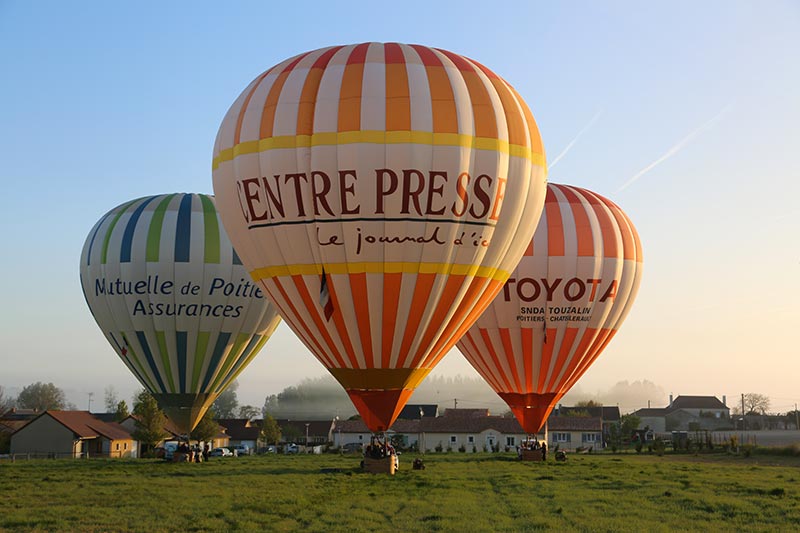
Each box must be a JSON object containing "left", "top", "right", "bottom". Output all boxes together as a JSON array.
[
  {"left": 722, "top": 395, "right": 727, "bottom": 406},
  {"left": 669, "top": 394, "right": 673, "bottom": 408}
]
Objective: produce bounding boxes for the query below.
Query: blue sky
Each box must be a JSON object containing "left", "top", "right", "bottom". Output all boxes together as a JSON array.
[{"left": 1, "top": 1, "right": 798, "bottom": 413}]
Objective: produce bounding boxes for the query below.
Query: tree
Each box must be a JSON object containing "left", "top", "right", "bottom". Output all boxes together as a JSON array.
[
  {"left": 104, "top": 386, "right": 119, "bottom": 412},
  {"left": 190, "top": 408, "right": 219, "bottom": 444},
  {"left": 620, "top": 414, "right": 641, "bottom": 437},
  {"left": 260, "top": 413, "right": 281, "bottom": 446},
  {"left": 238, "top": 404, "right": 259, "bottom": 420},
  {"left": 575, "top": 400, "right": 603, "bottom": 408},
  {"left": 0, "top": 385, "right": 15, "bottom": 414},
  {"left": 212, "top": 381, "right": 239, "bottom": 418},
  {"left": 131, "top": 390, "right": 168, "bottom": 455},
  {"left": 17, "top": 382, "right": 66, "bottom": 411},
  {"left": 114, "top": 400, "right": 130, "bottom": 422},
  {"left": 743, "top": 393, "right": 770, "bottom": 415}
]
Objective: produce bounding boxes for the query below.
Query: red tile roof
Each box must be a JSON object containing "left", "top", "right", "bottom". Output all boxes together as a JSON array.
[{"left": 44, "top": 411, "right": 133, "bottom": 440}]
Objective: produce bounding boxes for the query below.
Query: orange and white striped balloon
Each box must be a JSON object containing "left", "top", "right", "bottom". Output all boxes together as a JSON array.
[
  {"left": 212, "top": 43, "right": 547, "bottom": 432},
  {"left": 457, "top": 183, "right": 643, "bottom": 434}
]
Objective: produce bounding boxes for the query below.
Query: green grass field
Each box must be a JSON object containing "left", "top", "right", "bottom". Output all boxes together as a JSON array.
[{"left": 2, "top": 452, "right": 799, "bottom": 532}]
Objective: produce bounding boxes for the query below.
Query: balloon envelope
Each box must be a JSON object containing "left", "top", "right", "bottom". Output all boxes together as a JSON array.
[
  {"left": 457, "top": 183, "right": 643, "bottom": 433},
  {"left": 212, "top": 42, "right": 547, "bottom": 432},
  {"left": 80, "top": 193, "right": 281, "bottom": 433}
]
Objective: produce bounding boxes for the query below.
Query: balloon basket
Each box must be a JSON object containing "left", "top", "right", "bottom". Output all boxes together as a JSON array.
[
  {"left": 362, "top": 455, "right": 397, "bottom": 475},
  {"left": 520, "top": 449, "right": 545, "bottom": 462}
]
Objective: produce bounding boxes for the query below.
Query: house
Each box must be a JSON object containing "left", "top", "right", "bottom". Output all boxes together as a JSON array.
[
  {"left": 10, "top": 411, "right": 136, "bottom": 458},
  {"left": 275, "top": 419, "right": 336, "bottom": 446},
  {"left": 633, "top": 395, "right": 731, "bottom": 432},
  {"left": 547, "top": 416, "right": 603, "bottom": 451},
  {"left": 332, "top": 419, "right": 420, "bottom": 450},
  {"left": 419, "top": 411, "right": 526, "bottom": 452},
  {"left": 217, "top": 418, "right": 261, "bottom": 450},
  {"left": 632, "top": 408, "right": 668, "bottom": 433},
  {"left": 332, "top": 409, "right": 529, "bottom": 453},
  {"left": 552, "top": 405, "right": 620, "bottom": 446}
]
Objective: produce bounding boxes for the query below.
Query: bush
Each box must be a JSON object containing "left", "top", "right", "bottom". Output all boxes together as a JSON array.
[
  {"left": 635, "top": 442, "right": 643, "bottom": 454},
  {"left": 653, "top": 439, "right": 665, "bottom": 457},
  {"left": 435, "top": 442, "right": 443, "bottom": 453},
  {"left": 458, "top": 444, "right": 466, "bottom": 453},
  {"left": 472, "top": 445, "right": 477, "bottom": 453}
]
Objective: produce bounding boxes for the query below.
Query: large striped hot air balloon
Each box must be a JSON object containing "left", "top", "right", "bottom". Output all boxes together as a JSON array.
[
  {"left": 457, "top": 183, "right": 643, "bottom": 434},
  {"left": 212, "top": 43, "right": 547, "bottom": 432},
  {"left": 80, "top": 193, "right": 281, "bottom": 433}
]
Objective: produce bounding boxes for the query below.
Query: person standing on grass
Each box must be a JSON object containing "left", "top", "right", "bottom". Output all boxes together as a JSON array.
[{"left": 541, "top": 442, "right": 547, "bottom": 461}]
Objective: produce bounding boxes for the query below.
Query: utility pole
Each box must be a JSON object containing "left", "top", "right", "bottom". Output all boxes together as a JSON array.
[
  {"left": 454, "top": 398, "right": 458, "bottom": 409},
  {"left": 87, "top": 392, "right": 94, "bottom": 412},
  {"left": 795, "top": 403, "right": 798, "bottom": 431},
  {"left": 741, "top": 393, "right": 746, "bottom": 431}
]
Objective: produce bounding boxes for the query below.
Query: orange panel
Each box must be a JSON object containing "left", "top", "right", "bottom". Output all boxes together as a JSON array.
[
  {"left": 498, "top": 391, "right": 559, "bottom": 434},
  {"left": 396, "top": 273, "right": 436, "bottom": 367},
  {"left": 500, "top": 327, "right": 523, "bottom": 391},
  {"left": 349, "top": 272, "right": 374, "bottom": 368},
  {"left": 326, "top": 275, "right": 359, "bottom": 369},
  {"left": 234, "top": 70, "right": 270, "bottom": 145},
  {"left": 381, "top": 272, "right": 402, "bottom": 368},
  {"left": 337, "top": 44, "right": 369, "bottom": 133},
  {"left": 545, "top": 188, "right": 565, "bottom": 257},
  {"left": 521, "top": 327, "right": 534, "bottom": 392},
  {"left": 548, "top": 327, "right": 598, "bottom": 392},
  {"left": 579, "top": 186, "right": 619, "bottom": 259},
  {"left": 480, "top": 328, "right": 514, "bottom": 391},
  {"left": 408, "top": 274, "right": 466, "bottom": 367},
  {"left": 556, "top": 185, "right": 594, "bottom": 257},
  {"left": 289, "top": 275, "right": 347, "bottom": 368},
  {"left": 385, "top": 44, "right": 411, "bottom": 132},
  {"left": 543, "top": 326, "right": 580, "bottom": 391},
  {"left": 347, "top": 388, "right": 415, "bottom": 433}
]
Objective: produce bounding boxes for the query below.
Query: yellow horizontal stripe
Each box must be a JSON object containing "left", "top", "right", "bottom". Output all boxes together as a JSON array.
[
  {"left": 250, "top": 261, "right": 510, "bottom": 282},
  {"left": 212, "top": 130, "right": 546, "bottom": 171}
]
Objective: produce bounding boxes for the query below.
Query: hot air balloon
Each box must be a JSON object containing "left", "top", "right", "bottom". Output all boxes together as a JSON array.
[
  {"left": 457, "top": 183, "right": 643, "bottom": 435},
  {"left": 212, "top": 43, "right": 547, "bottom": 433},
  {"left": 80, "top": 193, "right": 281, "bottom": 433}
]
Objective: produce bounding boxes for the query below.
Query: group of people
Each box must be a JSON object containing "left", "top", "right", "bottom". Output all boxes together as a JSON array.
[
  {"left": 517, "top": 439, "right": 547, "bottom": 460},
  {"left": 364, "top": 435, "right": 396, "bottom": 459},
  {"left": 174, "top": 442, "right": 211, "bottom": 463}
]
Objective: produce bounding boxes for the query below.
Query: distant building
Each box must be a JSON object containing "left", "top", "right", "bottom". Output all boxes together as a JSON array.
[
  {"left": 633, "top": 395, "right": 731, "bottom": 432},
  {"left": 11, "top": 411, "right": 135, "bottom": 458},
  {"left": 332, "top": 408, "right": 602, "bottom": 452}
]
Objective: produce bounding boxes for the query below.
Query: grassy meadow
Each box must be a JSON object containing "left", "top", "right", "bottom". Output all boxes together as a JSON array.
[{"left": 2, "top": 451, "right": 799, "bottom": 532}]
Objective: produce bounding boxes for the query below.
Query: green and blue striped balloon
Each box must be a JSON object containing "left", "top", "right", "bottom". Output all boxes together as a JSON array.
[{"left": 80, "top": 193, "right": 281, "bottom": 433}]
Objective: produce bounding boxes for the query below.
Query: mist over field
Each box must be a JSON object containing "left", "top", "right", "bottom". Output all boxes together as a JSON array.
[{"left": 258, "top": 375, "right": 668, "bottom": 419}]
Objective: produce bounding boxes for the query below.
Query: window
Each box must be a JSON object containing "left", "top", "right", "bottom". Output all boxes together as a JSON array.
[
  {"left": 124, "top": 443, "right": 128, "bottom": 450},
  {"left": 449, "top": 435, "right": 457, "bottom": 445},
  {"left": 115, "top": 443, "right": 120, "bottom": 451},
  {"left": 582, "top": 433, "right": 598, "bottom": 443},
  {"left": 506, "top": 436, "right": 516, "bottom": 447},
  {"left": 552, "top": 432, "right": 571, "bottom": 443},
  {"left": 467, "top": 435, "right": 475, "bottom": 444},
  {"left": 358, "top": 435, "right": 363, "bottom": 441}
]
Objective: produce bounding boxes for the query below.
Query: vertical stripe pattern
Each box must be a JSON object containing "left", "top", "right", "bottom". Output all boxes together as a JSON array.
[
  {"left": 80, "top": 193, "right": 282, "bottom": 432},
  {"left": 457, "top": 183, "right": 644, "bottom": 433},
  {"left": 211, "top": 43, "right": 548, "bottom": 432}
]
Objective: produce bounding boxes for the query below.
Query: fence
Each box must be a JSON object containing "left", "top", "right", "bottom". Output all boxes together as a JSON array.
[{"left": 0, "top": 450, "right": 135, "bottom": 461}]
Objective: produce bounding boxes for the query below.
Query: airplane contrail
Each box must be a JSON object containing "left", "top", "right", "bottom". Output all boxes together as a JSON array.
[
  {"left": 617, "top": 104, "right": 731, "bottom": 192},
  {"left": 548, "top": 109, "right": 603, "bottom": 170}
]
